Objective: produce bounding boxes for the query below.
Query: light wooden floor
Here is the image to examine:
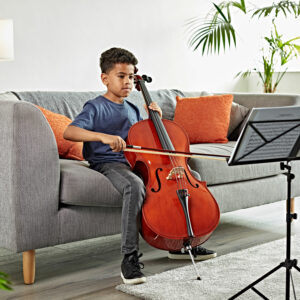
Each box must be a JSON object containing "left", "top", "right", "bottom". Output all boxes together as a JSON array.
[{"left": 0, "top": 198, "right": 299, "bottom": 300}]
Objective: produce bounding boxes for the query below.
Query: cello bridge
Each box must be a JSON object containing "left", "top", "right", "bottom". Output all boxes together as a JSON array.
[{"left": 166, "top": 167, "right": 185, "bottom": 180}]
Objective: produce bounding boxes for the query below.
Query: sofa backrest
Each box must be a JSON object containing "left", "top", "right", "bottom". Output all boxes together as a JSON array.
[
  {"left": 226, "top": 92, "right": 300, "bottom": 109},
  {"left": 11, "top": 91, "right": 101, "bottom": 120},
  {"left": 4, "top": 90, "right": 300, "bottom": 119},
  {"left": 182, "top": 91, "right": 300, "bottom": 109},
  {"left": 11, "top": 89, "right": 185, "bottom": 121},
  {"left": 2, "top": 90, "right": 300, "bottom": 140}
]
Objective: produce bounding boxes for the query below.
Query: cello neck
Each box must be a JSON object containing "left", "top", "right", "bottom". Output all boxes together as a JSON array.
[{"left": 136, "top": 76, "right": 175, "bottom": 151}]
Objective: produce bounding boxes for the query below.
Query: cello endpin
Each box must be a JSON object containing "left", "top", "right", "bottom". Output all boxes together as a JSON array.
[{"left": 187, "top": 247, "right": 202, "bottom": 281}]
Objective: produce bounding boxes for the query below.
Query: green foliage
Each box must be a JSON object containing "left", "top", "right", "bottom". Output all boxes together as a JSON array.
[
  {"left": 0, "top": 271, "right": 12, "bottom": 291},
  {"left": 239, "top": 21, "right": 300, "bottom": 93},
  {"left": 187, "top": 18, "right": 236, "bottom": 55},
  {"left": 187, "top": 1, "right": 246, "bottom": 54},
  {"left": 187, "top": 0, "right": 300, "bottom": 93},
  {"left": 252, "top": 0, "right": 300, "bottom": 18}
]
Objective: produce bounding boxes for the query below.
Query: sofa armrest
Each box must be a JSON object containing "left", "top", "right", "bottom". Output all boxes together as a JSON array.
[
  {"left": 231, "top": 93, "right": 300, "bottom": 109},
  {"left": 0, "top": 101, "right": 60, "bottom": 252}
]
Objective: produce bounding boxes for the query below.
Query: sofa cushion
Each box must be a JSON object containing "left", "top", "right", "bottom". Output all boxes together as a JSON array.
[
  {"left": 36, "top": 105, "right": 84, "bottom": 160},
  {"left": 227, "top": 102, "right": 250, "bottom": 136},
  {"left": 228, "top": 109, "right": 251, "bottom": 141},
  {"left": 174, "top": 94, "right": 233, "bottom": 143},
  {"left": 188, "top": 142, "right": 284, "bottom": 185},
  {"left": 59, "top": 159, "right": 123, "bottom": 207},
  {"left": 180, "top": 91, "right": 250, "bottom": 138}
]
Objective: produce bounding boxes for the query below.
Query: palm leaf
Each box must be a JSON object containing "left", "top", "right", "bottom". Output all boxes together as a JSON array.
[
  {"left": 221, "top": 25, "right": 226, "bottom": 50},
  {"left": 274, "top": 68, "right": 288, "bottom": 89},
  {"left": 257, "top": 70, "right": 265, "bottom": 83},
  {"left": 217, "top": 0, "right": 247, "bottom": 14},
  {"left": 187, "top": 16, "right": 236, "bottom": 54},
  {"left": 186, "top": 1, "right": 246, "bottom": 54},
  {"left": 208, "top": 31, "right": 214, "bottom": 54},
  {"left": 294, "top": 44, "right": 300, "bottom": 54},
  {"left": 232, "top": 0, "right": 247, "bottom": 13},
  {"left": 285, "top": 36, "right": 300, "bottom": 44},
  {"left": 213, "top": 3, "right": 229, "bottom": 22},
  {"left": 252, "top": 1, "right": 300, "bottom": 18},
  {"left": 202, "top": 38, "right": 209, "bottom": 55},
  {"left": 217, "top": 25, "right": 221, "bottom": 53},
  {"left": 235, "top": 69, "right": 252, "bottom": 78}
]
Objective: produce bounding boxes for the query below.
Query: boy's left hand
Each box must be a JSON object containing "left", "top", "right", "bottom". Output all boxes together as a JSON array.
[{"left": 144, "top": 102, "right": 162, "bottom": 118}]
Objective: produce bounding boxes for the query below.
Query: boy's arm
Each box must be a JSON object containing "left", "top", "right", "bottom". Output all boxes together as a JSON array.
[
  {"left": 63, "top": 125, "right": 102, "bottom": 142},
  {"left": 63, "top": 125, "right": 126, "bottom": 152}
]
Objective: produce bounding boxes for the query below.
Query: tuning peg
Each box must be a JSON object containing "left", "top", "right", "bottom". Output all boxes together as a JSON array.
[{"left": 142, "top": 75, "right": 152, "bottom": 83}]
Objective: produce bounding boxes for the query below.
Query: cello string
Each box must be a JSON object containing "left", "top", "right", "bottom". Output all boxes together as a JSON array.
[
  {"left": 145, "top": 94, "right": 183, "bottom": 190},
  {"left": 152, "top": 110, "right": 187, "bottom": 191},
  {"left": 152, "top": 111, "right": 188, "bottom": 191},
  {"left": 151, "top": 103, "right": 188, "bottom": 191},
  {"left": 141, "top": 79, "right": 187, "bottom": 194}
]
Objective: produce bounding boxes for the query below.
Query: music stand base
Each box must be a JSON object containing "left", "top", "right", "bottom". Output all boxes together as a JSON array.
[
  {"left": 229, "top": 162, "right": 299, "bottom": 300},
  {"left": 228, "top": 260, "right": 300, "bottom": 299}
]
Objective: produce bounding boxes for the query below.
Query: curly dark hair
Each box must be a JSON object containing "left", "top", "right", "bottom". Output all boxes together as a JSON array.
[{"left": 99, "top": 47, "right": 138, "bottom": 73}]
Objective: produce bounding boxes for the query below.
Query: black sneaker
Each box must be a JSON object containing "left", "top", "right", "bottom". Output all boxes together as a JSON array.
[
  {"left": 168, "top": 246, "right": 217, "bottom": 261},
  {"left": 121, "top": 252, "right": 146, "bottom": 284}
]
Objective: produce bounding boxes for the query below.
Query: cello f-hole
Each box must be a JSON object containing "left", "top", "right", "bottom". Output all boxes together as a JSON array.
[
  {"left": 183, "top": 169, "right": 199, "bottom": 188},
  {"left": 151, "top": 168, "right": 163, "bottom": 193}
]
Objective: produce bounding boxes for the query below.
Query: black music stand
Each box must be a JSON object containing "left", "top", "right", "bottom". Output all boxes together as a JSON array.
[{"left": 227, "top": 106, "right": 300, "bottom": 300}]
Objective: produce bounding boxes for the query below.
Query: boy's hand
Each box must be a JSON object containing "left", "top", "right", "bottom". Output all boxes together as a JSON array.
[
  {"left": 144, "top": 102, "right": 162, "bottom": 118},
  {"left": 100, "top": 134, "right": 126, "bottom": 152}
]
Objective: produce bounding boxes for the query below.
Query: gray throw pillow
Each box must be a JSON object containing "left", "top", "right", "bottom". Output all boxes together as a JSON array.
[
  {"left": 228, "top": 102, "right": 250, "bottom": 137},
  {"left": 229, "top": 109, "right": 252, "bottom": 140}
]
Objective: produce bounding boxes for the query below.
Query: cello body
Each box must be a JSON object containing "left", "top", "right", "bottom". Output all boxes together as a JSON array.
[{"left": 125, "top": 117, "right": 220, "bottom": 251}]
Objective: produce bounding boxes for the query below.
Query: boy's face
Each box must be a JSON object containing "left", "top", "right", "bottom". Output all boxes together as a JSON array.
[{"left": 101, "top": 63, "right": 135, "bottom": 103}]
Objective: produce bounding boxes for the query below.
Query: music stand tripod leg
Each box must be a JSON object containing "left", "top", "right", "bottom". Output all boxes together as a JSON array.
[
  {"left": 282, "top": 162, "right": 300, "bottom": 300},
  {"left": 228, "top": 263, "right": 283, "bottom": 300},
  {"left": 229, "top": 162, "right": 299, "bottom": 300},
  {"left": 294, "top": 264, "right": 300, "bottom": 272}
]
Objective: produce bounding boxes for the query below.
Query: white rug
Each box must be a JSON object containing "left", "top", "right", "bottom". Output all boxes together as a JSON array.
[{"left": 116, "top": 237, "right": 300, "bottom": 299}]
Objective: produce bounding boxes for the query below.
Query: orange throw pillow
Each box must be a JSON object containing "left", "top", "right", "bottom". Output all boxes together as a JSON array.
[
  {"left": 174, "top": 94, "right": 233, "bottom": 143},
  {"left": 36, "top": 105, "right": 84, "bottom": 160}
]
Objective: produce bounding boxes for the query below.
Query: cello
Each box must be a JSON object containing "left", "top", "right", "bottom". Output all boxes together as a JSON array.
[{"left": 125, "top": 74, "right": 220, "bottom": 279}]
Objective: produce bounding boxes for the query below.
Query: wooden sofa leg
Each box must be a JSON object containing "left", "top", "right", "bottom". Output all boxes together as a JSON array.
[{"left": 23, "top": 250, "right": 35, "bottom": 284}]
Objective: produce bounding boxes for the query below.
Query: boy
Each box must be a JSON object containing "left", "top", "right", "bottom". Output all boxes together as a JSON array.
[{"left": 64, "top": 47, "right": 216, "bottom": 285}]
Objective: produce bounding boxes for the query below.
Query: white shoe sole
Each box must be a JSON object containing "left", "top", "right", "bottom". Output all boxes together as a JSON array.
[
  {"left": 167, "top": 252, "right": 217, "bottom": 261},
  {"left": 121, "top": 272, "right": 147, "bottom": 284}
]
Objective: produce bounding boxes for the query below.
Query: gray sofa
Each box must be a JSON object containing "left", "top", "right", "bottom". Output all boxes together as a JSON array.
[{"left": 0, "top": 90, "right": 299, "bottom": 284}]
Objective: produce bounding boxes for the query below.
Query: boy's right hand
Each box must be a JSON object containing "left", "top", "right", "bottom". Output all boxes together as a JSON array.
[{"left": 100, "top": 134, "right": 126, "bottom": 152}]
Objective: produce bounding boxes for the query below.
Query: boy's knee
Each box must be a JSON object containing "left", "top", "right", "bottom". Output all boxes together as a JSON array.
[
  {"left": 123, "top": 174, "right": 145, "bottom": 196},
  {"left": 132, "top": 177, "right": 146, "bottom": 196}
]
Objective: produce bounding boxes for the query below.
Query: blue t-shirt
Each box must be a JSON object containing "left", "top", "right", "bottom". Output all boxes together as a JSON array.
[{"left": 70, "top": 95, "right": 142, "bottom": 167}]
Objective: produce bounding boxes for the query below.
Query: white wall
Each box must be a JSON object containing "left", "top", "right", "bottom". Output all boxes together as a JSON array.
[{"left": 0, "top": 0, "right": 299, "bottom": 93}]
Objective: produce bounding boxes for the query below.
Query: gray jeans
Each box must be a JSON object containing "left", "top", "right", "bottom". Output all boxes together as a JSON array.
[{"left": 94, "top": 162, "right": 146, "bottom": 255}]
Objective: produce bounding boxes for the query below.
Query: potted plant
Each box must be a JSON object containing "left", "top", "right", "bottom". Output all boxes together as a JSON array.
[
  {"left": 238, "top": 21, "right": 300, "bottom": 93},
  {"left": 187, "top": 0, "right": 300, "bottom": 93}
]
